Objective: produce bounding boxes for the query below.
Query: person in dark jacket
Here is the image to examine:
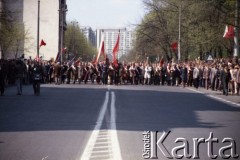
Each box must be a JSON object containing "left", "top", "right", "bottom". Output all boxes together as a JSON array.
[
  {"left": 32, "top": 60, "right": 43, "bottom": 96},
  {"left": 220, "top": 64, "right": 231, "bottom": 96},
  {"left": 15, "top": 59, "right": 26, "bottom": 95},
  {"left": 181, "top": 64, "right": 188, "bottom": 88}
]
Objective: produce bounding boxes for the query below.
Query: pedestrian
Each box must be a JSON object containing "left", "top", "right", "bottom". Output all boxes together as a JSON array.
[
  {"left": 32, "top": 60, "right": 43, "bottom": 96},
  {"left": 193, "top": 65, "right": 200, "bottom": 89},
  {"left": 234, "top": 65, "right": 240, "bottom": 95},
  {"left": 15, "top": 59, "right": 26, "bottom": 95},
  {"left": 181, "top": 64, "right": 188, "bottom": 88},
  {"left": 144, "top": 63, "right": 152, "bottom": 85},
  {"left": 220, "top": 64, "right": 231, "bottom": 96}
]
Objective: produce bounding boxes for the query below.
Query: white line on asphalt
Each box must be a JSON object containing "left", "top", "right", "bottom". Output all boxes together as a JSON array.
[
  {"left": 110, "top": 92, "right": 122, "bottom": 160},
  {"left": 97, "top": 137, "right": 110, "bottom": 140},
  {"left": 80, "top": 91, "right": 122, "bottom": 160},
  {"left": 187, "top": 88, "right": 204, "bottom": 94},
  {"left": 187, "top": 88, "right": 240, "bottom": 107},
  {"left": 208, "top": 95, "right": 240, "bottom": 107},
  {"left": 93, "top": 146, "right": 111, "bottom": 149},
  {"left": 80, "top": 91, "right": 109, "bottom": 160}
]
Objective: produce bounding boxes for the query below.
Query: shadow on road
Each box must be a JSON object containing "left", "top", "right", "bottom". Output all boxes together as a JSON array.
[{"left": 0, "top": 85, "right": 240, "bottom": 133}]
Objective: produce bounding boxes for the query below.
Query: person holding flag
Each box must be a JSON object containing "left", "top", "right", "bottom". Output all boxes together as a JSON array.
[{"left": 113, "top": 30, "right": 120, "bottom": 85}]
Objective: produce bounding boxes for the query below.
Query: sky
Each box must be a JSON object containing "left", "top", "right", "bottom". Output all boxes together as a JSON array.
[{"left": 67, "top": 0, "right": 146, "bottom": 30}]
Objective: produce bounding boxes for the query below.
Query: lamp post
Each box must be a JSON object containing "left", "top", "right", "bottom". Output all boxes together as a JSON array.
[
  {"left": 60, "top": 6, "right": 68, "bottom": 64},
  {"left": 37, "top": 0, "right": 40, "bottom": 59},
  {"left": 233, "top": 0, "right": 239, "bottom": 62},
  {"left": 178, "top": 0, "right": 181, "bottom": 63}
]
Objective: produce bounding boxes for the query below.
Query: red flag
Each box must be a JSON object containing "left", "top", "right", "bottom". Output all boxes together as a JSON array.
[
  {"left": 95, "top": 39, "right": 105, "bottom": 63},
  {"left": 62, "top": 47, "right": 67, "bottom": 53},
  {"left": 160, "top": 57, "right": 164, "bottom": 67},
  {"left": 223, "top": 25, "right": 234, "bottom": 39},
  {"left": 40, "top": 39, "right": 46, "bottom": 47},
  {"left": 55, "top": 52, "right": 60, "bottom": 62},
  {"left": 171, "top": 42, "right": 178, "bottom": 51},
  {"left": 101, "top": 41, "right": 106, "bottom": 59},
  {"left": 74, "top": 57, "right": 81, "bottom": 66},
  {"left": 113, "top": 32, "right": 120, "bottom": 65}
]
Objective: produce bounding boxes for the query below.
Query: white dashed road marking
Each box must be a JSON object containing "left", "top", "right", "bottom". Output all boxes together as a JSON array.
[{"left": 80, "top": 91, "right": 122, "bottom": 160}]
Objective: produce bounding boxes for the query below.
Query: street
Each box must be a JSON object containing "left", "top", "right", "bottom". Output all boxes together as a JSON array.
[{"left": 0, "top": 84, "right": 240, "bottom": 160}]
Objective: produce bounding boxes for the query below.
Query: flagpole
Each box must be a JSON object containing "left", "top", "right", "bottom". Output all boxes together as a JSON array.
[{"left": 37, "top": 0, "right": 40, "bottom": 59}]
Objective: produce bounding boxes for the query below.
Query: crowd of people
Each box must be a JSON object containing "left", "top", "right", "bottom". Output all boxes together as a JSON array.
[
  {"left": 0, "top": 57, "right": 240, "bottom": 96},
  {"left": 0, "top": 58, "right": 43, "bottom": 96}
]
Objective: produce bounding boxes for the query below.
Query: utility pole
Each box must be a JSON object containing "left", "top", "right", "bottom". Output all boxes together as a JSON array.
[
  {"left": 178, "top": 0, "right": 181, "bottom": 63},
  {"left": 60, "top": 4, "right": 67, "bottom": 64},
  {"left": 37, "top": 0, "right": 40, "bottom": 59},
  {"left": 234, "top": 0, "right": 239, "bottom": 61}
]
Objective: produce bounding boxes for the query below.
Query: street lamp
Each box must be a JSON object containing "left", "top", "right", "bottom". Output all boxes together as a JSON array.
[
  {"left": 178, "top": 0, "right": 181, "bottom": 63},
  {"left": 59, "top": 6, "right": 68, "bottom": 64},
  {"left": 37, "top": 0, "right": 40, "bottom": 59}
]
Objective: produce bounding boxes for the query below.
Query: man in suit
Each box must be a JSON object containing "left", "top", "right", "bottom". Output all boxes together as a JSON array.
[
  {"left": 220, "top": 64, "right": 231, "bottom": 96},
  {"left": 32, "top": 60, "right": 44, "bottom": 96},
  {"left": 15, "top": 59, "right": 26, "bottom": 95}
]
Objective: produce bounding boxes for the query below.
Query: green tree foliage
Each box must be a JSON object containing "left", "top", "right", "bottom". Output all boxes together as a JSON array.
[
  {"left": 64, "top": 21, "right": 97, "bottom": 61},
  {"left": 130, "top": 0, "right": 236, "bottom": 62},
  {"left": 0, "top": 9, "right": 30, "bottom": 59}
]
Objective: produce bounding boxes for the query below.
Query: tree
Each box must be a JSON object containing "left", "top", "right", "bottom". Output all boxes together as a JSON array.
[
  {"left": 131, "top": 0, "right": 237, "bottom": 62},
  {"left": 0, "top": 8, "right": 30, "bottom": 59},
  {"left": 64, "top": 21, "right": 97, "bottom": 61}
]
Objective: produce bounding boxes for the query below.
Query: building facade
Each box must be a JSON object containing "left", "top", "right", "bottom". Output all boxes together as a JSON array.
[
  {"left": 1, "top": 0, "right": 67, "bottom": 60},
  {"left": 80, "top": 26, "right": 96, "bottom": 48},
  {"left": 96, "top": 28, "right": 133, "bottom": 60}
]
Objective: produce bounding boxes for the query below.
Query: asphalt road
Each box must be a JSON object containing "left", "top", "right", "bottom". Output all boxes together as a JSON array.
[{"left": 0, "top": 84, "right": 240, "bottom": 160}]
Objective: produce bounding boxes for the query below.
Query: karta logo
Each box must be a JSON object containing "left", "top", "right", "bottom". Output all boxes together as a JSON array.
[{"left": 142, "top": 131, "right": 239, "bottom": 159}]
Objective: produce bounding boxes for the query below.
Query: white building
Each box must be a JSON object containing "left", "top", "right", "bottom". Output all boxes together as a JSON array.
[
  {"left": 96, "top": 28, "right": 133, "bottom": 60},
  {"left": 80, "top": 26, "right": 96, "bottom": 47},
  {"left": 2, "top": 0, "right": 67, "bottom": 60}
]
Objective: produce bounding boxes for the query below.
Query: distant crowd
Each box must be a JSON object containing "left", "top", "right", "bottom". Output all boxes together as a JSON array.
[{"left": 0, "top": 57, "right": 240, "bottom": 96}]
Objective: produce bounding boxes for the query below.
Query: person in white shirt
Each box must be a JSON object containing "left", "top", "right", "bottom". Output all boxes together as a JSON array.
[
  {"left": 234, "top": 65, "right": 240, "bottom": 95},
  {"left": 144, "top": 63, "right": 152, "bottom": 85},
  {"left": 193, "top": 65, "right": 200, "bottom": 89}
]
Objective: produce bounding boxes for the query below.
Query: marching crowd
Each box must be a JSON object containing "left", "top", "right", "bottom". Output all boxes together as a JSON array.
[{"left": 0, "top": 57, "right": 240, "bottom": 96}]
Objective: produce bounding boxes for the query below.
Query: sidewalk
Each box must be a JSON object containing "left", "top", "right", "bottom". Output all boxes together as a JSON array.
[{"left": 187, "top": 87, "right": 240, "bottom": 107}]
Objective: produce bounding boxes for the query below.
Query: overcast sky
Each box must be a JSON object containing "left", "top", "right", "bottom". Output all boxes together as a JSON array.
[{"left": 67, "top": 0, "right": 146, "bottom": 30}]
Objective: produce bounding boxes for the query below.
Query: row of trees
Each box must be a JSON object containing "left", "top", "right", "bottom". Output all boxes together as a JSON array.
[
  {"left": 64, "top": 21, "right": 97, "bottom": 62},
  {"left": 128, "top": 0, "right": 238, "bottom": 62},
  {"left": 0, "top": 9, "right": 29, "bottom": 59}
]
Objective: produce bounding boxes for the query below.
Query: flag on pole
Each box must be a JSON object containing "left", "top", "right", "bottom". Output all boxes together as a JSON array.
[
  {"left": 40, "top": 39, "right": 46, "bottom": 47},
  {"left": 68, "top": 56, "right": 76, "bottom": 66},
  {"left": 74, "top": 57, "right": 81, "bottom": 66},
  {"left": 62, "top": 47, "right": 67, "bottom": 54},
  {"left": 55, "top": 52, "right": 60, "bottom": 62},
  {"left": 113, "top": 31, "right": 120, "bottom": 65},
  {"left": 160, "top": 57, "right": 164, "bottom": 67},
  {"left": 95, "top": 30, "right": 106, "bottom": 63},
  {"left": 171, "top": 42, "right": 178, "bottom": 52},
  {"left": 223, "top": 25, "right": 234, "bottom": 39}
]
